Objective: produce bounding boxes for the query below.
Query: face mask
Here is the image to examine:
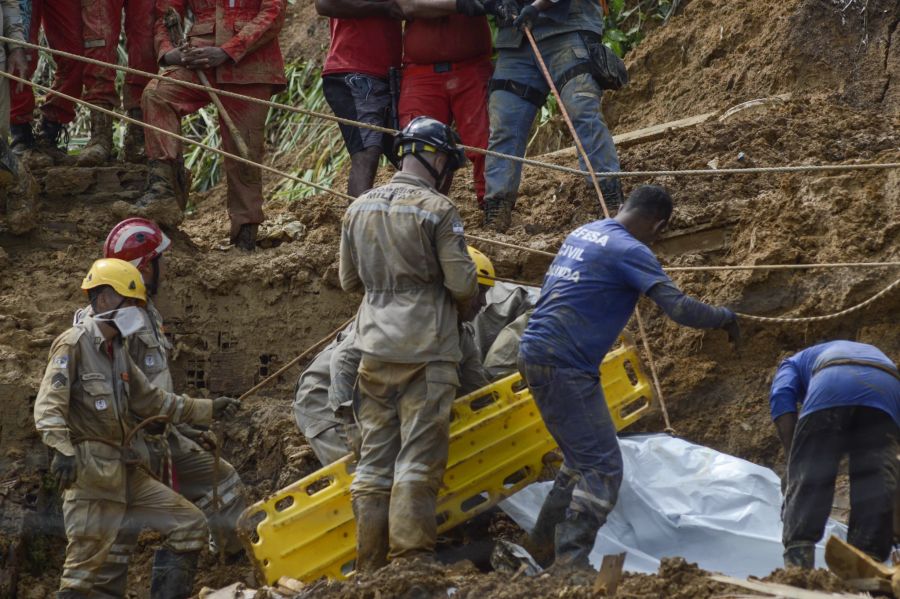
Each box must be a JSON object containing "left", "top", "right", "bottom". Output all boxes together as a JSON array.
[{"left": 94, "top": 306, "right": 148, "bottom": 338}]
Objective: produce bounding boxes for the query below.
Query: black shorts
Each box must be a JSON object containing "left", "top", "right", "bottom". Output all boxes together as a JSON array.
[{"left": 322, "top": 73, "right": 393, "bottom": 156}]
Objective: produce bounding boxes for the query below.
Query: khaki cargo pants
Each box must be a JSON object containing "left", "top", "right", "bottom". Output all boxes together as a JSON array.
[
  {"left": 350, "top": 357, "right": 458, "bottom": 559},
  {"left": 59, "top": 467, "right": 207, "bottom": 594}
]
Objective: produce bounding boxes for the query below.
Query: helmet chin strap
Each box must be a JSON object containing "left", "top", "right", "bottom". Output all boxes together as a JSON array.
[
  {"left": 146, "top": 258, "right": 160, "bottom": 297},
  {"left": 410, "top": 152, "right": 452, "bottom": 192}
]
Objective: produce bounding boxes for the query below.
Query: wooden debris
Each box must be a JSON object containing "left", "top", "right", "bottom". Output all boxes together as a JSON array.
[
  {"left": 593, "top": 552, "right": 626, "bottom": 595},
  {"left": 709, "top": 574, "right": 868, "bottom": 599}
]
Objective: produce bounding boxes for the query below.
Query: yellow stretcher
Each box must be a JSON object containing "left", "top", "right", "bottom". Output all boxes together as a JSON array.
[{"left": 238, "top": 341, "right": 655, "bottom": 585}]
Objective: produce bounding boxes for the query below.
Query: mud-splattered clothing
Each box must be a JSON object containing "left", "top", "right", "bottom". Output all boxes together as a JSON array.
[
  {"left": 34, "top": 314, "right": 212, "bottom": 594},
  {"left": 143, "top": 0, "right": 286, "bottom": 238}
]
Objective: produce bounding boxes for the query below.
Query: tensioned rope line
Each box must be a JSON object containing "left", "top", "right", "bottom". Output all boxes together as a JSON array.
[
  {"left": 5, "top": 35, "right": 900, "bottom": 180},
  {"left": 4, "top": 70, "right": 897, "bottom": 327},
  {"left": 0, "top": 70, "right": 357, "bottom": 204}
]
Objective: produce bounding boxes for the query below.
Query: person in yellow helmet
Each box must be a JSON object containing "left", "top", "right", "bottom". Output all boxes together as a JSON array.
[{"left": 34, "top": 258, "right": 240, "bottom": 599}]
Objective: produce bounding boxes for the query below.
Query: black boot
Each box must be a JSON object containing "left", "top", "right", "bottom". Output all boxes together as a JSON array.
[
  {"left": 783, "top": 543, "right": 814, "bottom": 569},
  {"left": 598, "top": 177, "right": 624, "bottom": 216},
  {"left": 554, "top": 510, "right": 602, "bottom": 569},
  {"left": 528, "top": 469, "right": 578, "bottom": 566},
  {"left": 484, "top": 197, "right": 513, "bottom": 232},
  {"left": 149, "top": 549, "right": 199, "bottom": 599},
  {"left": 233, "top": 223, "right": 258, "bottom": 252},
  {"left": 0, "top": 137, "right": 18, "bottom": 188},
  {"left": 10, "top": 123, "right": 34, "bottom": 156},
  {"left": 35, "top": 117, "right": 71, "bottom": 164}
]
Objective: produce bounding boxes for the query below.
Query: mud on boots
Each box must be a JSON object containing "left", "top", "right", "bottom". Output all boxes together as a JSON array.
[
  {"left": 34, "top": 116, "right": 73, "bottom": 165},
  {"left": 121, "top": 159, "right": 188, "bottom": 228},
  {"left": 149, "top": 549, "right": 200, "bottom": 599},
  {"left": 10, "top": 123, "right": 53, "bottom": 170},
  {"left": 77, "top": 109, "right": 114, "bottom": 167},
  {"left": 525, "top": 465, "right": 579, "bottom": 567},
  {"left": 123, "top": 109, "right": 146, "bottom": 163}
]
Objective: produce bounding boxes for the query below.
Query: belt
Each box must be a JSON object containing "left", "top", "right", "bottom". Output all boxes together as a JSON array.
[{"left": 403, "top": 56, "right": 491, "bottom": 77}]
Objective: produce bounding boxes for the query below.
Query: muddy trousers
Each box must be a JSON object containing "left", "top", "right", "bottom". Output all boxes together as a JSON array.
[
  {"left": 141, "top": 67, "right": 272, "bottom": 238},
  {"left": 782, "top": 406, "right": 899, "bottom": 563},
  {"left": 58, "top": 467, "right": 207, "bottom": 595},
  {"left": 81, "top": 0, "right": 157, "bottom": 111},
  {"left": 92, "top": 436, "right": 246, "bottom": 598},
  {"left": 10, "top": 0, "right": 84, "bottom": 126},
  {"left": 350, "top": 358, "right": 458, "bottom": 569}
]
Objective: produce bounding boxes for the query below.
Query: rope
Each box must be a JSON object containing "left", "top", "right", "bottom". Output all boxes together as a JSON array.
[
  {"left": 524, "top": 27, "right": 673, "bottom": 434},
  {"left": 4, "top": 35, "right": 900, "bottom": 180}
]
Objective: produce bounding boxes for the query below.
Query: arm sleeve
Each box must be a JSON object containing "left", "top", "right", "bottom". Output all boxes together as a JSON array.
[
  {"left": 339, "top": 218, "right": 363, "bottom": 292},
  {"left": 126, "top": 355, "right": 213, "bottom": 426},
  {"left": 154, "top": 0, "right": 184, "bottom": 62},
  {"left": 457, "top": 325, "right": 491, "bottom": 396},
  {"left": 220, "top": 0, "right": 286, "bottom": 63},
  {"left": 436, "top": 207, "right": 478, "bottom": 303},
  {"left": 646, "top": 281, "right": 734, "bottom": 329},
  {"left": 769, "top": 355, "right": 805, "bottom": 421},
  {"left": 33, "top": 339, "right": 77, "bottom": 457},
  {"left": 620, "top": 245, "right": 673, "bottom": 295},
  {"left": 2, "top": 0, "right": 25, "bottom": 44}
]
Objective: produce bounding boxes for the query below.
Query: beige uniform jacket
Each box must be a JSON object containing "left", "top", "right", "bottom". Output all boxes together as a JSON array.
[
  {"left": 0, "top": 0, "right": 24, "bottom": 62},
  {"left": 339, "top": 172, "right": 478, "bottom": 364},
  {"left": 34, "top": 315, "right": 213, "bottom": 502}
]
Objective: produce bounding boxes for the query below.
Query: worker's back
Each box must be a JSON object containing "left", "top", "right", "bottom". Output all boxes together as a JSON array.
[{"left": 339, "top": 171, "right": 477, "bottom": 364}]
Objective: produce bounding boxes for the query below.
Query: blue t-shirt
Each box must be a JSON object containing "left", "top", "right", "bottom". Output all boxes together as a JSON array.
[
  {"left": 769, "top": 340, "right": 900, "bottom": 427},
  {"left": 519, "top": 219, "right": 670, "bottom": 372}
]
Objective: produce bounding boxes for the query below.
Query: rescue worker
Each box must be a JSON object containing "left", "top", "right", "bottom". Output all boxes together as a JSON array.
[
  {"left": 34, "top": 258, "right": 240, "bottom": 598},
  {"left": 77, "top": 0, "right": 158, "bottom": 166},
  {"left": 294, "top": 246, "right": 496, "bottom": 466},
  {"left": 395, "top": 0, "right": 505, "bottom": 207},
  {"left": 88, "top": 218, "right": 248, "bottom": 597},
  {"left": 9, "top": 0, "right": 85, "bottom": 166},
  {"left": 771, "top": 340, "right": 900, "bottom": 569},
  {"left": 339, "top": 116, "right": 478, "bottom": 570},
  {"left": 518, "top": 185, "right": 740, "bottom": 568},
  {"left": 482, "top": 0, "right": 624, "bottom": 231},
  {"left": 137, "top": 0, "right": 287, "bottom": 249},
  {"left": 317, "top": 0, "right": 402, "bottom": 197}
]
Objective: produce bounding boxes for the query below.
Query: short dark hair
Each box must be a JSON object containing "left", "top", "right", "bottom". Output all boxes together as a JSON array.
[{"left": 622, "top": 185, "right": 673, "bottom": 222}]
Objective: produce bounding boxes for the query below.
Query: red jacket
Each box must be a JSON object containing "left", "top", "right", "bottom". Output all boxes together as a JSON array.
[{"left": 155, "top": 0, "right": 287, "bottom": 89}]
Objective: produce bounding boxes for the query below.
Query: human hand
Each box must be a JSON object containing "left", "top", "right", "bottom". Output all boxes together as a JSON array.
[
  {"left": 51, "top": 450, "right": 77, "bottom": 491},
  {"left": 163, "top": 47, "right": 186, "bottom": 67},
  {"left": 180, "top": 424, "right": 218, "bottom": 451},
  {"left": 8, "top": 48, "right": 27, "bottom": 92},
  {"left": 484, "top": 0, "right": 518, "bottom": 25},
  {"left": 720, "top": 310, "right": 741, "bottom": 350},
  {"left": 212, "top": 396, "right": 241, "bottom": 419},
  {"left": 513, "top": 3, "right": 538, "bottom": 31},
  {"left": 182, "top": 46, "right": 230, "bottom": 70}
]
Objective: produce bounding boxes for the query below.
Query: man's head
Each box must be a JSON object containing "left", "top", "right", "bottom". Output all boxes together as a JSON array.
[
  {"left": 614, "top": 185, "right": 673, "bottom": 245},
  {"left": 395, "top": 116, "right": 467, "bottom": 194},
  {"left": 103, "top": 218, "right": 171, "bottom": 296},
  {"left": 459, "top": 246, "right": 495, "bottom": 322},
  {"left": 81, "top": 258, "right": 147, "bottom": 339}
]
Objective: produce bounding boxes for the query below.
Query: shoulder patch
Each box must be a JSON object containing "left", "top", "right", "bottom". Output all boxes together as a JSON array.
[
  {"left": 452, "top": 220, "right": 465, "bottom": 235},
  {"left": 52, "top": 355, "right": 69, "bottom": 369},
  {"left": 51, "top": 372, "right": 68, "bottom": 390}
]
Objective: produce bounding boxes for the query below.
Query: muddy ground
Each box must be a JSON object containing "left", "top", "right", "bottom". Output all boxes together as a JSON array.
[{"left": 1, "top": 0, "right": 898, "bottom": 596}]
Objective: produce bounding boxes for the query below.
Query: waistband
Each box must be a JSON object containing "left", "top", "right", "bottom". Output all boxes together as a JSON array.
[
  {"left": 814, "top": 358, "right": 900, "bottom": 380},
  {"left": 402, "top": 55, "right": 492, "bottom": 76}
]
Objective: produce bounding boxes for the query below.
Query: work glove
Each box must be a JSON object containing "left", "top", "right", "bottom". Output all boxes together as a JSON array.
[
  {"left": 486, "top": 0, "right": 520, "bottom": 25},
  {"left": 456, "top": 0, "right": 487, "bottom": 16},
  {"left": 513, "top": 3, "right": 539, "bottom": 31},
  {"left": 212, "top": 396, "right": 241, "bottom": 420},
  {"left": 51, "top": 450, "right": 77, "bottom": 491},
  {"left": 179, "top": 424, "right": 218, "bottom": 451},
  {"left": 720, "top": 309, "right": 741, "bottom": 350}
]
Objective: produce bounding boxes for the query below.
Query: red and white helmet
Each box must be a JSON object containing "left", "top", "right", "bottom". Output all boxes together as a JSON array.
[{"left": 103, "top": 218, "right": 171, "bottom": 269}]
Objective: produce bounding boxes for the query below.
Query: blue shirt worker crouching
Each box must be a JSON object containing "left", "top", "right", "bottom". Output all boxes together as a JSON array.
[
  {"left": 771, "top": 340, "right": 900, "bottom": 569},
  {"left": 517, "top": 185, "right": 739, "bottom": 568}
]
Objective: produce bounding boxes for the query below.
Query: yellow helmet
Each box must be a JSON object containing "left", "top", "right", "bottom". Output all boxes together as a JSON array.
[
  {"left": 81, "top": 258, "right": 147, "bottom": 302},
  {"left": 467, "top": 246, "right": 495, "bottom": 287}
]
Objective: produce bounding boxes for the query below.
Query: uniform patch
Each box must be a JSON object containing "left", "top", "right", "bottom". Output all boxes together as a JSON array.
[
  {"left": 52, "top": 355, "right": 69, "bottom": 369},
  {"left": 94, "top": 399, "right": 108, "bottom": 411},
  {"left": 51, "top": 373, "right": 67, "bottom": 390},
  {"left": 452, "top": 220, "right": 465, "bottom": 235},
  {"left": 145, "top": 355, "right": 156, "bottom": 368}
]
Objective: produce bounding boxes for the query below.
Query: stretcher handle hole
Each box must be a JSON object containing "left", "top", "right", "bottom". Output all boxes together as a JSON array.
[
  {"left": 469, "top": 392, "right": 498, "bottom": 412},
  {"left": 502, "top": 467, "right": 530, "bottom": 489},
  {"left": 274, "top": 496, "right": 295, "bottom": 512},
  {"left": 622, "top": 360, "right": 639, "bottom": 386},
  {"left": 619, "top": 395, "right": 650, "bottom": 420},
  {"left": 460, "top": 492, "right": 489, "bottom": 512},
  {"left": 305, "top": 475, "right": 335, "bottom": 495}
]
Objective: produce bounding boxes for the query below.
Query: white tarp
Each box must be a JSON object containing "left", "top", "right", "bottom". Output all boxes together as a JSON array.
[{"left": 499, "top": 433, "right": 847, "bottom": 577}]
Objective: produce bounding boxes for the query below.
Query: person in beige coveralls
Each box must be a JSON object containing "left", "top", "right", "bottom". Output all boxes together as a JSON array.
[
  {"left": 34, "top": 258, "right": 240, "bottom": 599},
  {"left": 339, "top": 116, "right": 478, "bottom": 571}
]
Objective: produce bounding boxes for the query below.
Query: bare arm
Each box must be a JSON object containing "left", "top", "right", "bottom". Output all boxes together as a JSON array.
[
  {"left": 315, "top": 0, "right": 402, "bottom": 19},
  {"left": 774, "top": 412, "right": 798, "bottom": 456}
]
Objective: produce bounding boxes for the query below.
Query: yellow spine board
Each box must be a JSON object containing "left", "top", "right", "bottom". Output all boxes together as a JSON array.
[{"left": 238, "top": 343, "right": 654, "bottom": 585}]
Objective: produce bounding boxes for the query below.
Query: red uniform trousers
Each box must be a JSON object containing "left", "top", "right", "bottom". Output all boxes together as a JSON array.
[
  {"left": 142, "top": 67, "right": 271, "bottom": 238},
  {"left": 81, "top": 0, "right": 157, "bottom": 111},
  {"left": 10, "top": 0, "right": 84, "bottom": 125},
  {"left": 398, "top": 57, "right": 492, "bottom": 205}
]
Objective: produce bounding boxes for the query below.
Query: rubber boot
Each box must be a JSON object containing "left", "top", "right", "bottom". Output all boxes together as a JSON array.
[
  {"left": 783, "top": 542, "right": 815, "bottom": 569},
  {"left": 598, "top": 177, "right": 624, "bottom": 215},
  {"left": 484, "top": 197, "right": 513, "bottom": 232},
  {"left": 527, "top": 469, "right": 578, "bottom": 567},
  {"left": 0, "top": 137, "right": 18, "bottom": 188},
  {"left": 232, "top": 223, "right": 258, "bottom": 252},
  {"left": 77, "top": 110, "right": 114, "bottom": 166},
  {"left": 388, "top": 482, "right": 438, "bottom": 561},
  {"left": 124, "top": 159, "right": 185, "bottom": 227},
  {"left": 34, "top": 117, "right": 72, "bottom": 165},
  {"left": 149, "top": 548, "right": 199, "bottom": 599},
  {"left": 11, "top": 123, "right": 52, "bottom": 170},
  {"left": 352, "top": 494, "right": 390, "bottom": 572},
  {"left": 123, "top": 108, "right": 146, "bottom": 163},
  {"left": 554, "top": 510, "right": 602, "bottom": 570}
]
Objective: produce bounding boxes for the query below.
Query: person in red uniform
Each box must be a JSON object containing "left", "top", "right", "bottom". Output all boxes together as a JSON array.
[
  {"left": 316, "top": 0, "right": 402, "bottom": 198},
  {"left": 396, "top": 0, "right": 498, "bottom": 206},
  {"left": 77, "top": 0, "right": 158, "bottom": 166},
  {"left": 9, "top": 0, "right": 85, "bottom": 165},
  {"left": 135, "top": 0, "right": 287, "bottom": 251}
]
